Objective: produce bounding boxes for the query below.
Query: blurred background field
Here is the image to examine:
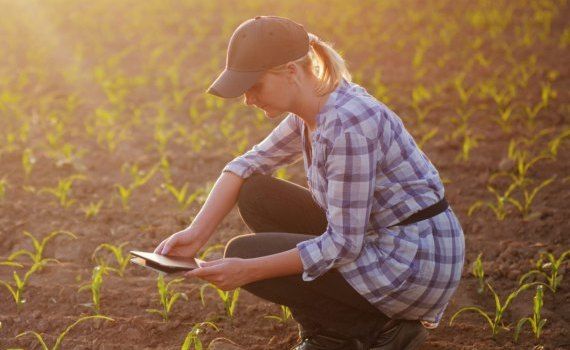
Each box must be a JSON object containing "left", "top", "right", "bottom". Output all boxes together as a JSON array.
[{"left": 0, "top": 0, "right": 569, "bottom": 349}]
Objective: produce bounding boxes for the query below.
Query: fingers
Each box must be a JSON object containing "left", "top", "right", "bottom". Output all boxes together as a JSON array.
[{"left": 153, "top": 240, "right": 166, "bottom": 254}]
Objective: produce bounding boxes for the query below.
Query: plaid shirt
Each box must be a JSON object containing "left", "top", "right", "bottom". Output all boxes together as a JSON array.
[{"left": 222, "top": 79, "right": 465, "bottom": 327}]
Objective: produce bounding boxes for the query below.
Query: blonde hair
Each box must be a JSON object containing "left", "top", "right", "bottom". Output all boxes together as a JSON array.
[{"left": 267, "top": 33, "right": 352, "bottom": 96}]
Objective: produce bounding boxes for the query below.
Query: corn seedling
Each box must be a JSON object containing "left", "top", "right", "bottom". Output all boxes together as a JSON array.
[
  {"left": 471, "top": 253, "right": 486, "bottom": 294},
  {"left": 115, "top": 163, "right": 160, "bottom": 210},
  {"left": 180, "top": 321, "right": 219, "bottom": 350},
  {"left": 508, "top": 176, "right": 555, "bottom": 220},
  {"left": 92, "top": 242, "right": 131, "bottom": 277},
  {"left": 146, "top": 274, "right": 188, "bottom": 321},
  {"left": 163, "top": 182, "right": 205, "bottom": 211},
  {"left": 514, "top": 285, "right": 547, "bottom": 343},
  {"left": 519, "top": 250, "right": 570, "bottom": 293},
  {"left": 524, "top": 101, "right": 546, "bottom": 130},
  {"left": 0, "top": 262, "right": 42, "bottom": 310},
  {"left": 449, "top": 282, "right": 542, "bottom": 337},
  {"left": 198, "top": 244, "right": 225, "bottom": 260},
  {"left": 79, "top": 264, "right": 117, "bottom": 314},
  {"left": 21, "top": 148, "right": 36, "bottom": 178},
  {"left": 200, "top": 283, "right": 240, "bottom": 319},
  {"left": 507, "top": 140, "right": 553, "bottom": 187},
  {"left": 8, "top": 230, "right": 77, "bottom": 270},
  {"left": 47, "top": 143, "right": 87, "bottom": 170},
  {"left": 540, "top": 81, "right": 556, "bottom": 108},
  {"left": 159, "top": 155, "right": 173, "bottom": 184},
  {"left": 494, "top": 105, "right": 517, "bottom": 133},
  {"left": 264, "top": 305, "right": 293, "bottom": 323},
  {"left": 455, "top": 131, "right": 482, "bottom": 162},
  {"left": 114, "top": 184, "right": 134, "bottom": 210},
  {"left": 453, "top": 73, "right": 478, "bottom": 105},
  {"left": 122, "top": 162, "right": 159, "bottom": 188},
  {"left": 275, "top": 167, "right": 291, "bottom": 181},
  {"left": 80, "top": 199, "right": 104, "bottom": 219},
  {"left": 468, "top": 183, "right": 519, "bottom": 220},
  {"left": 547, "top": 128, "right": 570, "bottom": 158},
  {"left": 0, "top": 261, "right": 22, "bottom": 268},
  {"left": 38, "top": 174, "right": 86, "bottom": 208},
  {"left": 0, "top": 176, "right": 7, "bottom": 200},
  {"left": 16, "top": 315, "right": 114, "bottom": 350}
]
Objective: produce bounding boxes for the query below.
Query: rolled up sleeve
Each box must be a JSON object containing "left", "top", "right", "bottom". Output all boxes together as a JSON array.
[
  {"left": 296, "top": 132, "right": 378, "bottom": 281},
  {"left": 222, "top": 114, "right": 303, "bottom": 179}
]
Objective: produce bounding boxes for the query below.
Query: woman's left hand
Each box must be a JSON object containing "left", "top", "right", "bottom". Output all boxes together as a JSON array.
[{"left": 185, "top": 258, "right": 256, "bottom": 291}]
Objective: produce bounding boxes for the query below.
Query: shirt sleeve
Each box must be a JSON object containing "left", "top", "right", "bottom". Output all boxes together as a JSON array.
[
  {"left": 222, "top": 113, "right": 303, "bottom": 179},
  {"left": 296, "top": 132, "right": 378, "bottom": 281}
]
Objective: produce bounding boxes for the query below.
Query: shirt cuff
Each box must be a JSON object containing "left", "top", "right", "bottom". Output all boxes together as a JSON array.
[
  {"left": 221, "top": 158, "right": 257, "bottom": 179},
  {"left": 296, "top": 237, "right": 336, "bottom": 281}
]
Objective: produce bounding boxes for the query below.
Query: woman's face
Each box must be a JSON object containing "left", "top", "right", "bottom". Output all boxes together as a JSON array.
[{"left": 243, "top": 69, "right": 294, "bottom": 119}]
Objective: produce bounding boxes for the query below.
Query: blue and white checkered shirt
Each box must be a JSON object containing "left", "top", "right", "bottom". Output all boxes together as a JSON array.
[{"left": 222, "top": 79, "right": 465, "bottom": 327}]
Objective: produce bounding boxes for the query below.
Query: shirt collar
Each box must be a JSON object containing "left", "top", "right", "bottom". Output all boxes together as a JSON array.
[{"left": 314, "top": 78, "right": 350, "bottom": 134}]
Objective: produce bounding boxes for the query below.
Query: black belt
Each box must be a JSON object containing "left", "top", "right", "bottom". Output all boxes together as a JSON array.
[{"left": 388, "top": 197, "right": 449, "bottom": 228}]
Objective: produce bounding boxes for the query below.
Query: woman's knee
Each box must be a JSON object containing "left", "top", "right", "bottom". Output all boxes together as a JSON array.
[
  {"left": 237, "top": 173, "right": 272, "bottom": 212},
  {"left": 224, "top": 234, "right": 258, "bottom": 259}
]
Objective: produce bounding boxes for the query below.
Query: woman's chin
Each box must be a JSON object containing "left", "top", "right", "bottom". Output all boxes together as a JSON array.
[{"left": 263, "top": 108, "right": 287, "bottom": 119}]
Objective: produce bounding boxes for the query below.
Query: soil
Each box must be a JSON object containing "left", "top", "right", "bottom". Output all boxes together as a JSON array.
[{"left": 1, "top": 1, "right": 569, "bottom": 349}]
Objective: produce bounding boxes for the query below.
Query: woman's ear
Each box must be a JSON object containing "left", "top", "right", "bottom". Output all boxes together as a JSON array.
[{"left": 286, "top": 62, "right": 302, "bottom": 85}]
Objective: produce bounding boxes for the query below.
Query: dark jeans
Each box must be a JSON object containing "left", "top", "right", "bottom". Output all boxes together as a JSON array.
[{"left": 223, "top": 174, "right": 390, "bottom": 343}]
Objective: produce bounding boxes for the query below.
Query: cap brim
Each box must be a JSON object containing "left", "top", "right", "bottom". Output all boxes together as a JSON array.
[{"left": 206, "top": 69, "right": 264, "bottom": 98}]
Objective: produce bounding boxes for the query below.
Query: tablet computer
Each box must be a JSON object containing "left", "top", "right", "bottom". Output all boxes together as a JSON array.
[{"left": 129, "top": 250, "right": 204, "bottom": 274}]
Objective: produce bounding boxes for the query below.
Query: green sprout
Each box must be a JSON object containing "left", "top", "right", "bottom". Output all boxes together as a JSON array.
[
  {"left": 163, "top": 182, "right": 205, "bottom": 211},
  {"left": 146, "top": 274, "right": 188, "bottom": 321},
  {"left": 514, "top": 285, "right": 547, "bottom": 343},
  {"left": 0, "top": 262, "right": 42, "bottom": 310},
  {"left": 38, "top": 174, "right": 86, "bottom": 208},
  {"left": 198, "top": 244, "right": 225, "bottom": 260},
  {"left": 0, "top": 176, "right": 8, "bottom": 201},
  {"left": 79, "top": 264, "right": 117, "bottom": 314},
  {"left": 449, "top": 282, "right": 543, "bottom": 337},
  {"left": 8, "top": 230, "right": 77, "bottom": 271},
  {"left": 200, "top": 283, "right": 240, "bottom": 319},
  {"left": 180, "top": 322, "right": 219, "bottom": 350},
  {"left": 16, "top": 315, "right": 114, "bottom": 350},
  {"left": 468, "top": 183, "right": 519, "bottom": 220},
  {"left": 519, "top": 250, "right": 570, "bottom": 293},
  {"left": 92, "top": 242, "right": 131, "bottom": 277},
  {"left": 507, "top": 176, "right": 555, "bottom": 220},
  {"left": 471, "top": 253, "right": 486, "bottom": 294},
  {"left": 80, "top": 199, "right": 104, "bottom": 219},
  {"left": 21, "top": 148, "right": 36, "bottom": 178},
  {"left": 264, "top": 305, "right": 293, "bottom": 323}
]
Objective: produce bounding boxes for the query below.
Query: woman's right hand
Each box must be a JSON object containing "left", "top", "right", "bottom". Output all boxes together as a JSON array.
[{"left": 153, "top": 227, "right": 207, "bottom": 257}]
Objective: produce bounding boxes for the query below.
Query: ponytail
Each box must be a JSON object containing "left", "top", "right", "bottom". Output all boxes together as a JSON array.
[
  {"left": 267, "top": 32, "right": 352, "bottom": 96},
  {"left": 307, "top": 33, "right": 352, "bottom": 95}
]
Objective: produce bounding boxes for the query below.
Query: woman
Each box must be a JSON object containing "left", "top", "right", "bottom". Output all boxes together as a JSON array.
[{"left": 154, "top": 16, "right": 465, "bottom": 350}]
